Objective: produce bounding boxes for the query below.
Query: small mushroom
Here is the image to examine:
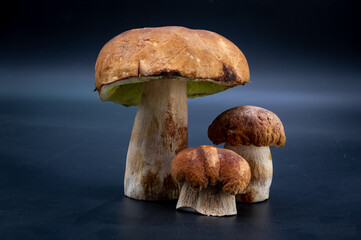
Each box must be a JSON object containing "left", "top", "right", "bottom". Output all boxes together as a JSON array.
[
  {"left": 171, "top": 145, "right": 251, "bottom": 216},
  {"left": 208, "top": 106, "right": 286, "bottom": 203},
  {"left": 95, "top": 27, "right": 250, "bottom": 201}
]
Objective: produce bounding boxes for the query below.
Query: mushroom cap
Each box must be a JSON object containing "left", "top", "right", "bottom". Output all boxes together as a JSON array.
[
  {"left": 208, "top": 106, "right": 286, "bottom": 147},
  {"left": 95, "top": 26, "right": 250, "bottom": 106},
  {"left": 171, "top": 145, "right": 251, "bottom": 195}
]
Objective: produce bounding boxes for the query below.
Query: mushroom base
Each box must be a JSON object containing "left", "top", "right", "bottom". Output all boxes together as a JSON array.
[
  {"left": 176, "top": 183, "right": 237, "bottom": 217},
  {"left": 124, "top": 79, "right": 188, "bottom": 201},
  {"left": 225, "top": 144, "right": 272, "bottom": 203}
]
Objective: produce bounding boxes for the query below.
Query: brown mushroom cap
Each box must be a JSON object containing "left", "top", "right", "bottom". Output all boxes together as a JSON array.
[
  {"left": 171, "top": 145, "right": 251, "bottom": 195},
  {"left": 208, "top": 106, "right": 286, "bottom": 147},
  {"left": 95, "top": 26, "right": 250, "bottom": 106}
]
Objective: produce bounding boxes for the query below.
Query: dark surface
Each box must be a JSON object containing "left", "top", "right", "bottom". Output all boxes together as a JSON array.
[
  {"left": 1, "top": 0, "right": 361, "bottom": 239},
  {"left": 1, "top": 55, "right": 361, "bottom": 239}
]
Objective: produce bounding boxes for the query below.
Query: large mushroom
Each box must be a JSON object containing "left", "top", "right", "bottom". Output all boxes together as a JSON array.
[
  {"left": 171, "top": 145, "right": 251, "bottom": 216},
  {"left": 95, "top": 26, "right": 250, "bottom": 201},
  {"left": 208, "top": 106, "right": 286, "bottom": 203}
]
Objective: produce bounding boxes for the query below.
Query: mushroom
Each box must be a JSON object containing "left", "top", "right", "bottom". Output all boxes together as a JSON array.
[
  {"left": 95, "top": 27, "right": 250, "bottom": 201},
  {"left": 171, "top": 145, "right": 251, "bottom": 216},
  {"left": 208, "top": 106, "right": 286, "bottom": 203}
]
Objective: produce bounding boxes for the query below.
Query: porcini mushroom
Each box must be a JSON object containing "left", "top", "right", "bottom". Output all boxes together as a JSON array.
[
  {"left": 208, "top": 106, "right": 286, "bottom": 203},
  {"left": 95, "top": 26, "right": 250, "bottom": 201},
  {"left": 171, "top": 145, "right": 251, "bottom": 216}
]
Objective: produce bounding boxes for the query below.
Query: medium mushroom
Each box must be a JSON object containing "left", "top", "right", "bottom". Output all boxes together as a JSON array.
[
  {"left": 95, "top": 26, "right": 250, "bottom": 201},
  {"left": 208, "top": 106, "right": 286, "bottom": 203},
  {"left": 171, "top": 145, "right": 251, "bottom": 216}
]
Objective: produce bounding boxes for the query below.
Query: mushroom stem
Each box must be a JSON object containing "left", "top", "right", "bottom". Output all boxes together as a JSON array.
[
  {"left": 176, "top": 183, "right": 237, "bottom": 217},
  {"left": 124, "top": 79, "right": 188, "bottom": 200},
  {"left": 225, "top": 143, "right": 272, "bottom": 203}
]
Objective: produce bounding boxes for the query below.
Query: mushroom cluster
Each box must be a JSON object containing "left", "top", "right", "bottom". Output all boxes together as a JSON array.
[
  {"left": 95, "top": 26, "right": 286, "bottom": 217},
  {"left": 95, "top": 26, "right": 250, "bottom": 201}
]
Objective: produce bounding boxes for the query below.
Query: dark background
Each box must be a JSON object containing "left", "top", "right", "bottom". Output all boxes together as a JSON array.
[{"left": 1, "top": 0, "right": 361, "bottom": 239}]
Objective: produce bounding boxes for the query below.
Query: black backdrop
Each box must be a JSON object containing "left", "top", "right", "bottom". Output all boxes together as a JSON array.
[
  {"left": 1, "top": 1, "right": 361, "bottom": 239},
  {"left": 2, "top": 0, "right": 361, "bottom": 60}
]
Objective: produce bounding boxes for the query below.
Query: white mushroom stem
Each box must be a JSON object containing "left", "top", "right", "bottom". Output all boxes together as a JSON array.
[
  {"left": 124, "top": 79, "right": 188, "bottom": 201},
  {"left": 176, "top": 183, "right": 237, "bottom": 217},
  {"left": 225, "top": 143, "right": 272, "bottom": 203}
]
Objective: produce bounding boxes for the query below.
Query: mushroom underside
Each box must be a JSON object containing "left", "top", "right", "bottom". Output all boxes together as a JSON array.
[{"left": 99, "top": 76, "right": 230, "bottom": 106}]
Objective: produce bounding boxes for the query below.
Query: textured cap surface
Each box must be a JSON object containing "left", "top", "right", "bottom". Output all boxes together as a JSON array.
[
  {"left": 208, "top": 106, "right": 286, "bottom": 147},
  {"left": 171, "top": 145, "right": 251, "bottom": 195},
  {"left": 95, "top": 26, "right": 250, "bottom": 106}
]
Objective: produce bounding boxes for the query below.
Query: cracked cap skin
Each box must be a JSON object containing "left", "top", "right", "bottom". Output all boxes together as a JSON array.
[
  {"left": 95, "top": 26, "right": 250, "bottom": 106},
  {"left": 208, "top": 106, "right": 286, "bottom": 147},
  {"left": 171, "top": 145, "right": 251, "bottom": 195}
]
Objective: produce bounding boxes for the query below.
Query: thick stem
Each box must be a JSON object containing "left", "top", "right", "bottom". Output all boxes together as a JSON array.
[
  {"left": 225, "top": 143, "right": 272, "bottom": 203},
  {"left": 124, "top": 79, "right": 188, "bottom": 201},
  {"left": 176, "top": 183, "right": 237, "bottom": 217}
]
